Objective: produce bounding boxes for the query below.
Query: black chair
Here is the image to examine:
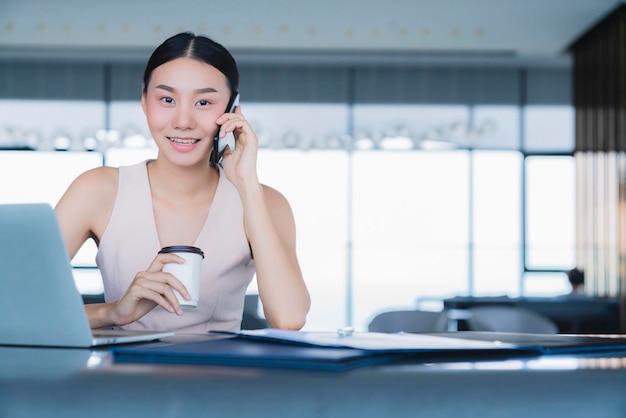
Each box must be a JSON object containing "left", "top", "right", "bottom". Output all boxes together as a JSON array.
[
  {"left": 368, "top": 309, "right": 449, "bottom": 333},
  {"left": 82, "top": 293, "right": 105, "bottom": 304},
  {"left": 465, "top": 305, "right": 558, "bottom": 334},
  {"left": 241, "top": 294, "right": 269, "bottom": 330}
]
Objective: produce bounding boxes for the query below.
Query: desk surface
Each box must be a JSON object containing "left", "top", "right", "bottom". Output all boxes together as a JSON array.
[{"left": 2, "top": 334, "right": 626, "bottom": 418}]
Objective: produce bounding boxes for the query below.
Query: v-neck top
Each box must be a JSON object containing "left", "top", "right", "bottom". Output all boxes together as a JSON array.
[{"left": 96, "top": 160, "right": 255, "bottom": 333}]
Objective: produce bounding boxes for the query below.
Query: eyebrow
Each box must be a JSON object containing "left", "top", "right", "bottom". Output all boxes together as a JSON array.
[{"left": 155, "top": 84, "right": 219, "bottom": 94}]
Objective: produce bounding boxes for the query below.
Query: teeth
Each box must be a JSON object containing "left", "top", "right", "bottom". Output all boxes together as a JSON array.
[{"left": 170, "top": 138, "right": 199, "bottom": 145}]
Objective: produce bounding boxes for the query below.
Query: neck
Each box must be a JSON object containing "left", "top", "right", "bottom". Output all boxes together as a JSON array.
[{"left": 147, "top": 158, "right": 218, "bottom": 202}]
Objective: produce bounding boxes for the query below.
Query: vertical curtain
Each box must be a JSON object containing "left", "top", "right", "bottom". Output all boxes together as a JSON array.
[{"left": 570, "top": 5, "right": 626, "bottom": 329}]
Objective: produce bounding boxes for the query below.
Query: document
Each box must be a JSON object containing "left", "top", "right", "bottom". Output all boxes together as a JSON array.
[
  {"left": 433, "top": 331, "right": 626, "bottom": 354},
  {"left": 217, "top": 329, "right": 626, "bottom": 354},
  {"left": 214, "top": 329, "right": 521, "bottom": 352}
]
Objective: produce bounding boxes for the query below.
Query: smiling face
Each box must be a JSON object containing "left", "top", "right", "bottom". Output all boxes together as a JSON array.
[{"left": 142, "top": 57, "right": 232, "bottom": 167}]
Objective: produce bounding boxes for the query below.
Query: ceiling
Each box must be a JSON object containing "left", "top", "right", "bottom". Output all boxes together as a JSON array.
[{"left": 0, "top": 0, "right": 623, "bottom": 66}]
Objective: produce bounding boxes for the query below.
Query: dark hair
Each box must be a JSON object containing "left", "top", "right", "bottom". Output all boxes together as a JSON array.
[
  {"left": 142, "top": 32, "right": 239, "bottom": 95},
  {"left": 567, "top": 268, "right": 585, "bottom": 287}
]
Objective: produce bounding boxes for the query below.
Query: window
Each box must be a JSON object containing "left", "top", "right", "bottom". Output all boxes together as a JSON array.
[
  {"left": 351, "top": 151, "right": 470, "bottom": 329},
  {"left": 258, "top": 149, "right": 349, "bottom": 330},
  {"left": 0, "top": 150, "right": 104, "bottom": 294},
  {"left": 525, "top": 156, "right": 576, "bottom": 269},
  {"left": 524, "top": 106, "right": 575, "bottom": 153},
  {"left": 472, "top": 151, "right": 522, "bottom": 296},
  {"left": 0, "top": 100, "right": 105, "bottom": 152},
  {"left": 0, "top": 95, "right": 576, "bottom": 330}
]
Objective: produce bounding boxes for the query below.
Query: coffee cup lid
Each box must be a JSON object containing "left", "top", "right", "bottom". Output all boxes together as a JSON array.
[{"left": 158, "top": 245, "right": 205, "bottom": 259}]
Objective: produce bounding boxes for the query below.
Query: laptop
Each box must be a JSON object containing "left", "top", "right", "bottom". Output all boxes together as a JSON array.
[{"left": 0, "top": 203, "right": 174, "bottom": 348}]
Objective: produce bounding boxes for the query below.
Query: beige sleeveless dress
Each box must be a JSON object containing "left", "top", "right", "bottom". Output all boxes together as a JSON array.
[{"left": 96, "top": 161, "right": 255, "bottom": 333}]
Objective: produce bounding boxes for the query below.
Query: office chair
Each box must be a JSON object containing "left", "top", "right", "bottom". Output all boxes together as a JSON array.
[
  {"left": 368, "top": 309, "right": 449, "bottom": 333},
  {"left": 241, "top": 294, "right": 269, "bottom": 330},
  {"left": 465, "top": 305, "right": 559, "bottom": 334}
]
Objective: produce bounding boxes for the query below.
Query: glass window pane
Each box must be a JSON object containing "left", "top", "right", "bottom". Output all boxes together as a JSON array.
[
  {"left": 352, "top": 151, "right": 470, "bottom": 246},
  {"left": 257, "top": 150, "right": 348, "bottom": 331},
  {"left": 107, "top": 101, "right": 157, "bottom": 162},
  {"left": 0, "top": 151, "right": 102, "bottom": 206},
  {"left": 473, "top": 151, "right": 522, "bottom": 246},
  {"left": 0, "top": 100, "right": 105, "bottom": 152},
  {"left": 243, "top": 104, "right": 350, "bottom": 150},
  {"left": 473, "top": 250, "right": 521, "bottom": 296},
  {"left": 353, "top": 104, "right": 469, "bottom": 150},
  {"left": 109, "top": 101, "right": 152, "bottom": 147},
  {"left": 472, "top": 106, "right": 520, "bottom": 149},
  {"left": 472, "top": 151, "right": 522, "bottom": 295},
  {"left": 523, "top": 272, "right": 571, "bottom": 297},
  {"left": 0, "top": 150, "right": 103, "bottom": 286},
  {"left": 526, "top": 156, "right": 576, "bottom": 269},
  {"left": 352, "top": 151, "right": 469, "bottom": 330},
  {"left": 524, "top": 105, "right": 575, "bottom": 152},
  {"left": 355, "top": 247, "right": 468, "bottom": 330}
]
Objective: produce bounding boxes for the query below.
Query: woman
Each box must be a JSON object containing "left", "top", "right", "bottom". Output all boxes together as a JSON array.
[{"left": 55, "top": 32, "right": 310, "bottom": 333}]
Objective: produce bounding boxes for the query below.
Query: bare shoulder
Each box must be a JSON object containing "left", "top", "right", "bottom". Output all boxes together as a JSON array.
[
  {"left": 68, "top": 166, "right": 118, "bottom": 200},
  {"left": 55, "top": 165, "right": 119, "bottom": 252},
  {"left": 261, "top": 184, "right": 298, "bottom": 230},
  {"left": 56, "top": 165, "right": 119, "bottom": 220},
  {"left": 76, "top": 165, "right": 118, "bottom": 183},
  {"left": 261, "top": 184, "right": 292, "bottom": 210}
]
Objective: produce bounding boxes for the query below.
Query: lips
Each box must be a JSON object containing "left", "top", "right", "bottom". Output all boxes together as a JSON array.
[{"left": 168, "top": 137, "right": 200, "bottom": 145}]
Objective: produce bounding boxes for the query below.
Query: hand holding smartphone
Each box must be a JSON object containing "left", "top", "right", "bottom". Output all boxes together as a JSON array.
[{"left": 210, "top": 92, "right": 240, "bottom": 168}]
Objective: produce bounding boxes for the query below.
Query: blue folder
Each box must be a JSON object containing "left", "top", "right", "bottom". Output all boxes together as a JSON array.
[
  {"left": 111, "top": 332, "right": 541, "bottom": 371},
  {"left": 112, "top": 329, "right": 626, "bottom": 371},
  {"left": 112, "top": 334, "right": 402, "bottom": 371}
]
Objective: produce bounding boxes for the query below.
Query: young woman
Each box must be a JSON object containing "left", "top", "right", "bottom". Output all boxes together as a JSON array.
[{"left": 55, "top": 32, "right": 310, "bottom": 333}]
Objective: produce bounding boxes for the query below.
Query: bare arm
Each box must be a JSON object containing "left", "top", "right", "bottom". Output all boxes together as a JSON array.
[
  {"left": 55, "top": 167, "right": 190, "bottom": 328},
  {"left": 218, "top": 106, "right": 310, "bottom": 329},
  {"left": 55, "top": 166, "right": 119, "bottom": 328},
  {"left": 243, "top": 184, "right": 310, "bottom": 329}
]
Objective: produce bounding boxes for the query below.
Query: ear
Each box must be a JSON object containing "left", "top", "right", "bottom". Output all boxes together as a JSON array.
[{"left": 141, "top": 90, "right": 147, "bottom": 116}]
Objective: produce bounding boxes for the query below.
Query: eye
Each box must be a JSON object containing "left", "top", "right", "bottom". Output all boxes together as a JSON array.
[
  {"left": 196, "top": 99, "right": 209, "bottom": 107},
  {"left": 160, "top": 97, "right": 175, "bottom": 104}
]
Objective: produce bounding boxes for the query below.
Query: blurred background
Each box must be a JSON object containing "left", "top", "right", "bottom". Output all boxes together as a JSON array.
[{"left": 0, "top": 0, "right": 622, "bottom": 331}]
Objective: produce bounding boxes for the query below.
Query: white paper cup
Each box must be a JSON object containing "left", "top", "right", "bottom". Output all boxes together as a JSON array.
[{"left": 158, "top": 246, "right": 204, "bottom": 308}]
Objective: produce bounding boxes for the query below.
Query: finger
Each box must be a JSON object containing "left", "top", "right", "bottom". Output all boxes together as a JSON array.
[
  {"left": 220, "top": 119, "right": 250, "bottom": 140},
  {"left": 146, "top": 253, "right": 185, "bottom": 273},
  {"left": 125, "top": 284, "right": 181, "bottom": 315},
  {"left": 135, "top": 268, "right": 183, "bottom": 288},
  {"left": 216, "top": 112, "right": 245, "bottom": 128},
  {"left": 161, "top": 271, "right": 192, "bottom": 302},
  {"left": 133, "top": 274, "right": 186, "bottom": 314}
]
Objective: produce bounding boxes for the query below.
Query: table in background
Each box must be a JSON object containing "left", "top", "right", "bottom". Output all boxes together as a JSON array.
[{"left": 443, "top": 295, "right": 621, "bottom": 333}]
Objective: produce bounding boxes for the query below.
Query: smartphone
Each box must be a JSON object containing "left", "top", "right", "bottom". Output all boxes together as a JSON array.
[{"left": 210, "top": 92, "right": 240, "bottom": 168}]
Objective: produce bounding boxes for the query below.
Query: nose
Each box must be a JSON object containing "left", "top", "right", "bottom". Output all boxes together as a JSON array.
[{"left": 172, "top": 104, "right": 195, "bottom": 130}]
